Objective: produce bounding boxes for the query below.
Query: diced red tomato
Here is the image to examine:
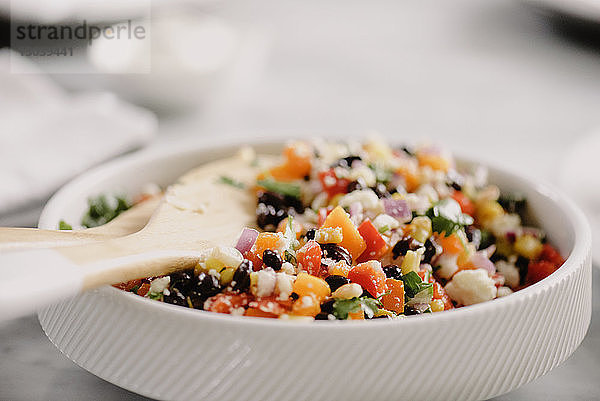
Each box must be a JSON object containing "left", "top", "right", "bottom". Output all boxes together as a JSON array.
[
  {"left": 205, "top": 293, "right": 250, "bottom": 314},
  {"left": 348, "top": 261, "right": 387, "bottom": 298},
  {"left": 442, "top": 294, "right": 454, "bottom": 310},
  {"left": 381, "top": 278, "right": 404, "bottom": 314},
  {"left": 248, "top": 297, "right": 290, "bottom": 316},
  {"left": 540, "top": 244, "right": 564, "bottom": 267},
  {"left": 450, "top": 190, "right": 475, "bottom": 216},
  {"left": 114, "top": 279, "right": 142, "bottom": 292},
  {"left": 526, "top": 260, "right": 557, "bottom": 284},
  {"left": 244, "top": 250, "right": 263, "bottom": 271},
  {"left": 318, "top": 169, "right": 351, "bottom": 199},
  {"left": 296, "top": 240, "right": 322, "bottom": 276},
  {"left": 137, "top": 282, "right": 151, "bottom": 297},
  {"left": 356, "top": 219, "right": 389, "bottom": 263}
]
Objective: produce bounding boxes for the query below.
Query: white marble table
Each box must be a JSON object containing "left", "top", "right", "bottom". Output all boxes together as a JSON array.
[{"left": 1, "top": 0, "right": 600, "bottom": 399}]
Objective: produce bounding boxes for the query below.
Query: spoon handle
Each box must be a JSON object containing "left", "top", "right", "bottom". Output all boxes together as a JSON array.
[
  {"left": 0, "top": 197, "right": 159, "bottom": 252},
  {"left": 0, "top": 243, "right": 201, "bottom": 321}
]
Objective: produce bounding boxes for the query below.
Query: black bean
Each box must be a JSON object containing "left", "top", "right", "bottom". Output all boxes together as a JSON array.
[
  {"left": 422, "top": 238, "right": 441, "bottom": 265},
  {"left": 465, "top": 226, "right": 481, "bottom": 249},
  {"left": 262, "top": 250, "right": 283, "bottom": 271},
  {"left": 404, "top": 306, "right": 421, "bottom": 316},
  {"left": 320, "top": 243, "right": 352, "bottom": 266},
  {"left": 232, "top": 260, "right": 252, "bottom": 292},
  {"left": 315, "top": 312, "right": 330, "bottom": 320},
  {"left": 320, "top": 299, "right": 335, "bottom": 315},
  {"left": 187, "top": 292, "right": 205, "bottom": 309},
  {"left": 383, "top": 264, "right": 403, "bottom": 280},
  {"left": 498, "top": 193, "right": 526, "bottom": 215},
  {"left": 333, "top": 155, "right": 362, "bottom": 168},
  {"left": 290, "top": 292, "right": 299, "bottom": 300},
  {"left": 168, "top": 269, "right": 196, "bottom": 295},
  {"left": 392, "top": 236, "right": 423, "bottom": 259},
  {"left": 256, "top": 202, "right": 288, "bottom": 230},
  {"left": 346, "top": 178, "right": 366, "bottom": 193},
  {"left": 370, "top": 183, "right": 391, "bottom": 199},
  {"left": 446, "top": 170, "right": 464, "bottom": 192},
  {"left": 196, "top": 272, "right": 221, "bottom": 298},
  {"left": 362, "top": 290, "right": 375, "bottom": 299},
  {"left": 305, "top": 229, "right": 316, "bottom": 240},
  {"left": 163, "top": 288, "right": 188, "bottom": 307},
  {"left": 325, "top": 275, "right": 351, "bottom": 292},
  {"left": 515, "top": 256, "right": 529, "bottom": 285}
]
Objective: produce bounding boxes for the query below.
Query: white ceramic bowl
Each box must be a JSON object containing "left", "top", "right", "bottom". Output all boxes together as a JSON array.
[{"left": 37, "top": 139, "right": 592, "bottom": 401}]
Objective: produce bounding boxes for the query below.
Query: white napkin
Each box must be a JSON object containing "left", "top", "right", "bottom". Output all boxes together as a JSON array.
[{"left": 0, "top": 50, "right": 158, "bottom": 215}]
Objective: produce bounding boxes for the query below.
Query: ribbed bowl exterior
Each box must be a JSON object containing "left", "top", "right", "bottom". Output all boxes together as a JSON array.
[{"left": 37, "top": 140, "right": 592, "bottom": 401}]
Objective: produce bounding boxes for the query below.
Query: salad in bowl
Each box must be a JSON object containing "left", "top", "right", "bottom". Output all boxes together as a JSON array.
[{"left": 74, "top": 138, "right": 565, "bottom": 321}]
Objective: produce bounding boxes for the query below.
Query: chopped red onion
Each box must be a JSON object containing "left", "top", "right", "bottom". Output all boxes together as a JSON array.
[
  {"left": 349, "top": 202, "right": 363, "bottom": 218},
  {"left": 383, "top": 198, "right": 411, "bottom": 222},
  {"left": 235, "top": 228, "right": 259, "bottom": 254},
  {"left": 470, "top": 251, "right": 496, "bottom": 275}
]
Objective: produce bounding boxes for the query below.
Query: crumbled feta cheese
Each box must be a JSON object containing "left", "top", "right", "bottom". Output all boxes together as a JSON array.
[
  {"left": 210, "top": 246, "right": 243, "bottom": 268},
  {"left": 275, "top": 272, "right": 296, "bottom": 300},
  {"left": 495, "top": 259, "right": 520, "bottom": 289},
  {"left": 435, "top": 253, "right": 459, "bottom": 279},
  {"left": 444, "top": 269, "right": 497, "bottom": 306},
  {"left": 416, "top": 184, "right": 439, "bottom": 205},
  {"left": 338, "top": 189, "right": 382, "bottom": 213},
  {"left": 404, "top": 193, "right": 429, "bottom": 215},
  {"left": 347, "top": 164, "right": 376, "bottom": 187},
  {"left": 149, "top": 276, "right": 170, "bottom": 294},
  {"left": 281, "top": 262, "right": 296, "bottom": 275},
  {"left": 314, "top": 227, "right": 343, "bottom": 243},
  {"left": 497, "top": 286, "right": 514, "bottom": 298},
  {"left": 372, "top": 214, "right": 400, "bottom": 232},
  {"left": 251, "top": 268, "right": 277, "bottom": 297}
]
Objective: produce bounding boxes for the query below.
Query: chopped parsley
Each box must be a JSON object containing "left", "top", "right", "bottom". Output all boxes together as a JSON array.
[
  {"left": 81, "top": 194, "right": 131, "bottom": 228},
  {"left": 257, "top": 178, "right": 301, "bottom": 199},
  {"left": 401, "top": 271, "right": 433, "bottom": 299},
  {"left": 58, "top": 220, "right": 73, "bottom": 230},
  {"left": 218, "top": 175, "right": 246, "bottom": 189},
  {"left": 148, "top": 292, "right": 163, "bottom": 301},
  {"left": 426, "top": 198, "right": 474, "bottom": 237},
  {"left": 333, "top": 296, "right": 381, "bottom": 320}
]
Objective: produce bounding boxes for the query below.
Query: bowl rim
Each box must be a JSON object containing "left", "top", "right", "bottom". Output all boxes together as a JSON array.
[{"left": 38, "top": 136, "right": 592, "bottom": 331}]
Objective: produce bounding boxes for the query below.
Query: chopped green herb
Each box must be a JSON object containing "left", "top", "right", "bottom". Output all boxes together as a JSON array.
[
  {"left": 257, "top": 178, "right": 301, "bottom": 198},
  {"left": 368, "top": 163, "right": 392, "bottom": 183},
  {"left": 284, "top": 250, "right": 297, "bottom": 265},
  {"left": 130, "top": 285, "right": 140, "bottom": 294},
  {"left": 81, "top": 194, "right": 131, "bottom": 228},
  {"left": 378, "top": 225, "right": 390, "bottom": 234},
  {"left": 401, "top": 271, "right": 433, "bottom": 299},
  {"left": 218, "top": 175, "right": 246, "bottom": 189},
  {"left": 148, "top": 292, "right": 163, "bottom": 301},
  {"left": 426, "top": 198, "right": 473, "bottom": 237},
  {"left": 58, "top": 220, "right": 73, "bottom": 230},
  {"left": 333, "top": 296, "right": 381, "bottom": 320},
  {"left": 498, "top": 193, "right": 526, "bottom": 215}
]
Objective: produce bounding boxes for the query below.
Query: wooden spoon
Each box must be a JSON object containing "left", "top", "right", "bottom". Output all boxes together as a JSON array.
[
  {"left": 0, "top": 196, "right": 160, "bottom": 252},
  {"left": 0, "top": 153, "right": 268, "bottom": 321}
]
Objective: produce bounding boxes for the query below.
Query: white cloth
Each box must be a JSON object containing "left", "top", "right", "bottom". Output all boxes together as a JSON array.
[{"left": 0, "top": 50, "right": 157, "bottom": 215}]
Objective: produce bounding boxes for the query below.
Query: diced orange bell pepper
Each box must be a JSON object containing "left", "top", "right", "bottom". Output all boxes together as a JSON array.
[
  {"left": 254, "top": 232, "right": 285, "bottom": 257},
  {"left": 381, "top": 278, "right": 404, "bottom": 314},
  {"left": 321, "top": 206, "right": 366, "bottom": 260},
  {"left": 293, "top": 272, "right": 330, "bottom": 302},
  {"left": 276, "top": 218, "right": 303, "bottom": 239},
  {"left": 348, "top": 310, "right": 365, "bottom": 320},
  {"left": 291, "top": 294, "right": 321, "bottom": 317},
  {"left": 356, "top": 219, "right": 389, "bottom": 263},
  {"left": 262, "top": 143, "right": 312, "bottom": 181},
  {"left": 329, "top": 260, "right": 352, "bottom": 277},
  {"left": 347, "top": 260, "right": 387, "bottom": 298},
  {"left": 437, "top": 233, "right": 464, "bottom": 254},
  {"left": 244, "top": 308, "right": 278, "bottom": 318},
  {"left": 417, "top": 152, "right": 450, "bottom": 173}
]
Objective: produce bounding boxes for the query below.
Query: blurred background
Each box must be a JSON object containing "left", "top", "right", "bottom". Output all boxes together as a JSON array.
[{"left": 0, "top": 0, "right": 599, "bottom": 400}]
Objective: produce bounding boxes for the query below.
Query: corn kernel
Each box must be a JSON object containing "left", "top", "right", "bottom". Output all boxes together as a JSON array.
[
  {"left": 410, "top": 216, "right": 432, "bottom": 244},
  {"left": 514, "top": 234, "right": 543, "bottom": 260},
  {"left": 328, "top": 193, "right": 345, "bottom": 207},
  {"left": 219, "top": 267, "right": 235, "bottom": 286},
  {"left": 477, "top": 200, "right": 504, "bottom": 226},
  {"left": 400, "top": 248, "right": 424, "bottom": 275},
  {"left": 430, "top": 299, "right": 445, "bottom": 312},
  {"left": 205, "top": 257, "right": 225, "bottom": 272}
]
